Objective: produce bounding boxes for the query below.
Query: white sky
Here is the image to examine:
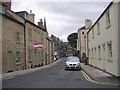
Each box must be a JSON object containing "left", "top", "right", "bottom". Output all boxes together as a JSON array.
[{"left": 11, "top": 0, "right": 111, "bottom": 42}]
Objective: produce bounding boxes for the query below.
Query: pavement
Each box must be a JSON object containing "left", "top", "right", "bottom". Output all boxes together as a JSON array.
[
  {"left": 2, "top": 59, "right": 61, "bottom": 80},
  {"left": 81, "top": 63, "right": 120, "bottom": 85}
]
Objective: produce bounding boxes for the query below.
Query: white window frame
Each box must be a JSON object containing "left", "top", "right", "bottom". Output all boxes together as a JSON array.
[
  {"left": 98, "top": 46, "right": 101, "bottom": 60},
  {"left": 97, "top": 22, "right": 100, "bottom": 35},
  {"left": 106, "top": 10, "right": 111, "bottom": 28},
  {"left": 107, "top": 42, "right": 112, "bottom": 61},
  {"left": 92, "top": 28, "right": 94, "bottom": 39}
]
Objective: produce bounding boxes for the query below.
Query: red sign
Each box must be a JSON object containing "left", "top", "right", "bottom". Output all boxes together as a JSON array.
[{"left": 34, "top": 42, "right": 43, "bottom": 48}]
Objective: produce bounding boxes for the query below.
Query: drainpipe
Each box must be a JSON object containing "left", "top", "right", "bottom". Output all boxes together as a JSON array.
[
  {"left": 24, "top": 21, "right": 26, "bottom": 70},
  {"left": 86, "top": 33, "right": 89, "bottom": 65}
]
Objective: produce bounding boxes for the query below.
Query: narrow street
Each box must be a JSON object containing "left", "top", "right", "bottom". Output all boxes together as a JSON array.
[{"left": 2, "top": 58, "right": 117, "bottom": 88}]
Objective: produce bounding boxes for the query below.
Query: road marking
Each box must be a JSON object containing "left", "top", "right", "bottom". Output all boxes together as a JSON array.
[{"left": 81, "top": 70, "right": 120, "bottom": 86}]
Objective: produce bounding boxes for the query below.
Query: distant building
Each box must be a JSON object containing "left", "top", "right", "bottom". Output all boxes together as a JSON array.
[
  {"left": 51, "top": 35, "right": 66, "bottom": 58},
  {"left": 87, "top": 1, "right": 120, "bottom": 77},
  {"left": 77, "top": 19, "right": 92, "bottom": 59},
  {"left": 66, "top": 44, "right": 74, "bottom": 56}
]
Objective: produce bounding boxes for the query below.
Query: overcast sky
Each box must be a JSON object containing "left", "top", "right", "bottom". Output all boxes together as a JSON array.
[{"left": 11, "top": 0, "right": 111, "bottom": 42}]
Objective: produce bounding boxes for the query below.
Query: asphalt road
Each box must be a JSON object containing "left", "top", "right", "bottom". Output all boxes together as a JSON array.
[{"left": 2, "top": 58, "right": 118, "bottom": 88}]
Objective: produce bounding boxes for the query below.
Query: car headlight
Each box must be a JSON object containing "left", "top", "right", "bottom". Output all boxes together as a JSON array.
[
  {"left": 65, "top": 63, "right": 69, "bottom": 66},
  {"left": 76, "top": 63, "right": 80, "bottom": 66}
]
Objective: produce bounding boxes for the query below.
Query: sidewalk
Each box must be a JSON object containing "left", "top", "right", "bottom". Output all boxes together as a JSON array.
[
  {"left": 2, "top": 59, "right": 61, "bottom": 80},
  {"left": 81, "top": 63, "right": 120, "bottom": 85}
]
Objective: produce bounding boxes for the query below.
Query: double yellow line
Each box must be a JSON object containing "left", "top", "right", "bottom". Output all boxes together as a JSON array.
[{"left": 81, "top": 70, "right": 120, "bottom": 86}]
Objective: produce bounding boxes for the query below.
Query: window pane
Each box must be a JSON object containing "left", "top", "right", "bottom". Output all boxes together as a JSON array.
[
  {"left": 16, "top": 52, "right": 21, "bottom": 63},
  {"left": 16, "top": 32, "right": 20, "bottom": 41}
]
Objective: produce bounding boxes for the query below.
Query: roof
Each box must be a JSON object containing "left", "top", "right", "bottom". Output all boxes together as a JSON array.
[
  {"left": 0, "top": 13, "right": 24, "bottom": 26},
  {"left": 87, "top": 2, "right": 113, "bottom": 34},
  {"left": 6, "top": 10, "right": 46, "bottom": 32}
]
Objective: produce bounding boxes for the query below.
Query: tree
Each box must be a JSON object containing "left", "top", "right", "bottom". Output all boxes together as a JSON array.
[{"left": 67, "top": 33, "right": 78, "bottom": 48}]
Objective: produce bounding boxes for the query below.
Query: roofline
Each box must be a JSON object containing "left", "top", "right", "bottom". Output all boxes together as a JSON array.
[
  {"left": 9, "top": 10, "right": 46, "bottom": 32},
  {"left": 46, "top": 37, "right": 52, "bottom": 42},
  {"left": 87, "top": 2, "right": 113, "bottom": 34},
  {"left": 25, "top": 20, "right": 46, "bottom": 32},
  {"left": 1, "top": 13, "right": 24, "bottom": 26}
]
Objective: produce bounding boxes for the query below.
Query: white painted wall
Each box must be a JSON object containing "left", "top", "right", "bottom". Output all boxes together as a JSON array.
[
  {"left": 118, "top": 2, "right": 120, "bottom": 76},
  {"left": 88, "top": 3, "right": 119, "bottom": 77}
]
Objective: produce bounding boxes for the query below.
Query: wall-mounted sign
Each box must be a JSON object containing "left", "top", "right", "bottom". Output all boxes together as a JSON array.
[{"left": 34, "top": 42, "right": 42, "bottom": 48}]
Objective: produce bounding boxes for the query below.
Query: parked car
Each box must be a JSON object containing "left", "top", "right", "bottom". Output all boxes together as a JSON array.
[{"left": 65, "top": 56, "right": 81, "bottom": 70}]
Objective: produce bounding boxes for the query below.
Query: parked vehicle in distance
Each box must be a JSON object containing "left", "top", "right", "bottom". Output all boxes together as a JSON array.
[{"left": 65, "top": 56, "right": 81, "bottom": 70}]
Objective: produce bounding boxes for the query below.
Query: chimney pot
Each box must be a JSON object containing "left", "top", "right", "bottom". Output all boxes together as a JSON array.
[
  {"left": 30, "top": 10, "right": 32, "bottom": 14},
  {"left": 40, "top": 19, "right": 42, "bottom": 22}
]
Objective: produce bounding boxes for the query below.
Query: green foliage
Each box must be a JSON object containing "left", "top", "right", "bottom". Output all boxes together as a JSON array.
[{"left": 67, "top": 33, "right": 78, "bottom": 48}]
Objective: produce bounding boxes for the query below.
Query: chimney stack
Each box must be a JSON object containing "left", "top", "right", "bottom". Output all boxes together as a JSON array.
[
  {"left": 38, "top": 19, "right": 43, "bottom": 28},
  {"left": 2, "top": 0, "right": 11, "bottom": 10},
  {"left": 85, "top": 19, "right": 92, "bottom": 29},
  {"left": 44, "top": 17, "right": 47, "bottom": 31},
  {"left": 27, "top": 10, "right": 35, "bottom": 23}
]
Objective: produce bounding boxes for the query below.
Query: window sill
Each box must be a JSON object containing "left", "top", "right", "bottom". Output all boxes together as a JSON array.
[
  {"left": 107, "top": 59, "right": 113, "bottom": 62},
  {"left": 16, "top": 62, "right": 21, "bottom": 65},
  {"left": 16, "top": 41, "right": 21, "bottom": 44},
  {"left": 106, "top": 25, "right": 111, "bottom": 29},
  {"left": 29, "top": 60, "right": 33, "bottom": 62}
]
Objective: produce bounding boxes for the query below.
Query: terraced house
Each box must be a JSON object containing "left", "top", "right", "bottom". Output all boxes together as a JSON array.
[
  {"left": 1, "top": 1, "right": 54, "bottom": 73},
  {"left": 1, "top": 3, "right": 25, "bottom": 73},
  {"left": 87, "top": 1, "right": 120, "bottom": 77}
]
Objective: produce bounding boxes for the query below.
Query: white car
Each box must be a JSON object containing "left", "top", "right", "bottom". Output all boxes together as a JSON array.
[{"left": 65, "top": 56, "right": 81, "bottom": 70}]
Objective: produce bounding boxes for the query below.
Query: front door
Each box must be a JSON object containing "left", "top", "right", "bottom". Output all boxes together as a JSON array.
[
  {"left": 7, "top": 50, "right": 13, "bottom": 72},
  {"left": 102, "top": 45, "right": 106, "bottom": 70}
]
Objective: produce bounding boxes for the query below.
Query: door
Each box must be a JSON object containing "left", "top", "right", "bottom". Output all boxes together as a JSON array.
[
  {"left": 7, "top": 50, "right": 13, "bottom": 72},
  {"left": 102, "top": 45, "right": 106, "bottom": 70}
]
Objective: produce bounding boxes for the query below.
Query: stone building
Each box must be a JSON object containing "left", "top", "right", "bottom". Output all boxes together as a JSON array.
[
  {"left": 1, "top": 1, "right": 54, "bottom": 73},
  {"left": 1, "top": 3, "right": 25, "bottom": 73},
  {"left": 77, "top": 19, "right": 92, "bottom": 59},
  {"left": 46, "top": 33, "right": 54, "bottom": 65},
  {"left": 51, "top": 35, "right": 66, "bottom": 58},
  {"left": 9, "top": 10, "right": 47, "bottom": 69}
]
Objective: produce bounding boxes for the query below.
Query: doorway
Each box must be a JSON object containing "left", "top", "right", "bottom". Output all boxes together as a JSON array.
[
  {"left": 102, "top": 45, "right": 106, "bottom": 70},
  {"left": 7, "top": 50, "right": 13, "bottom": 72}
]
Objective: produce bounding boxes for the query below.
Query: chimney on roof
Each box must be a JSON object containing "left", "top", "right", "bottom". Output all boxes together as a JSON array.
[
  {"left": 44, "top": 17, "right": 47, "bottom": 30},
  {"left": 2, "top": 0, "right": 11, "bottom": 10},
  {"left": 27, "top": 10, "right": 35, "bottom": 23},
  {"left": 85, "top": 19, "right": 92, "bottom": 29},
  {"left": 38, "top": 19, "right": 43, "bottom": 28}
]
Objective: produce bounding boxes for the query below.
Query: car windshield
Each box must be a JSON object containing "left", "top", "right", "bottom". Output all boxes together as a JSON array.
[{"left": 67, "top": 59, "right": 79, "bottom": 62}]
